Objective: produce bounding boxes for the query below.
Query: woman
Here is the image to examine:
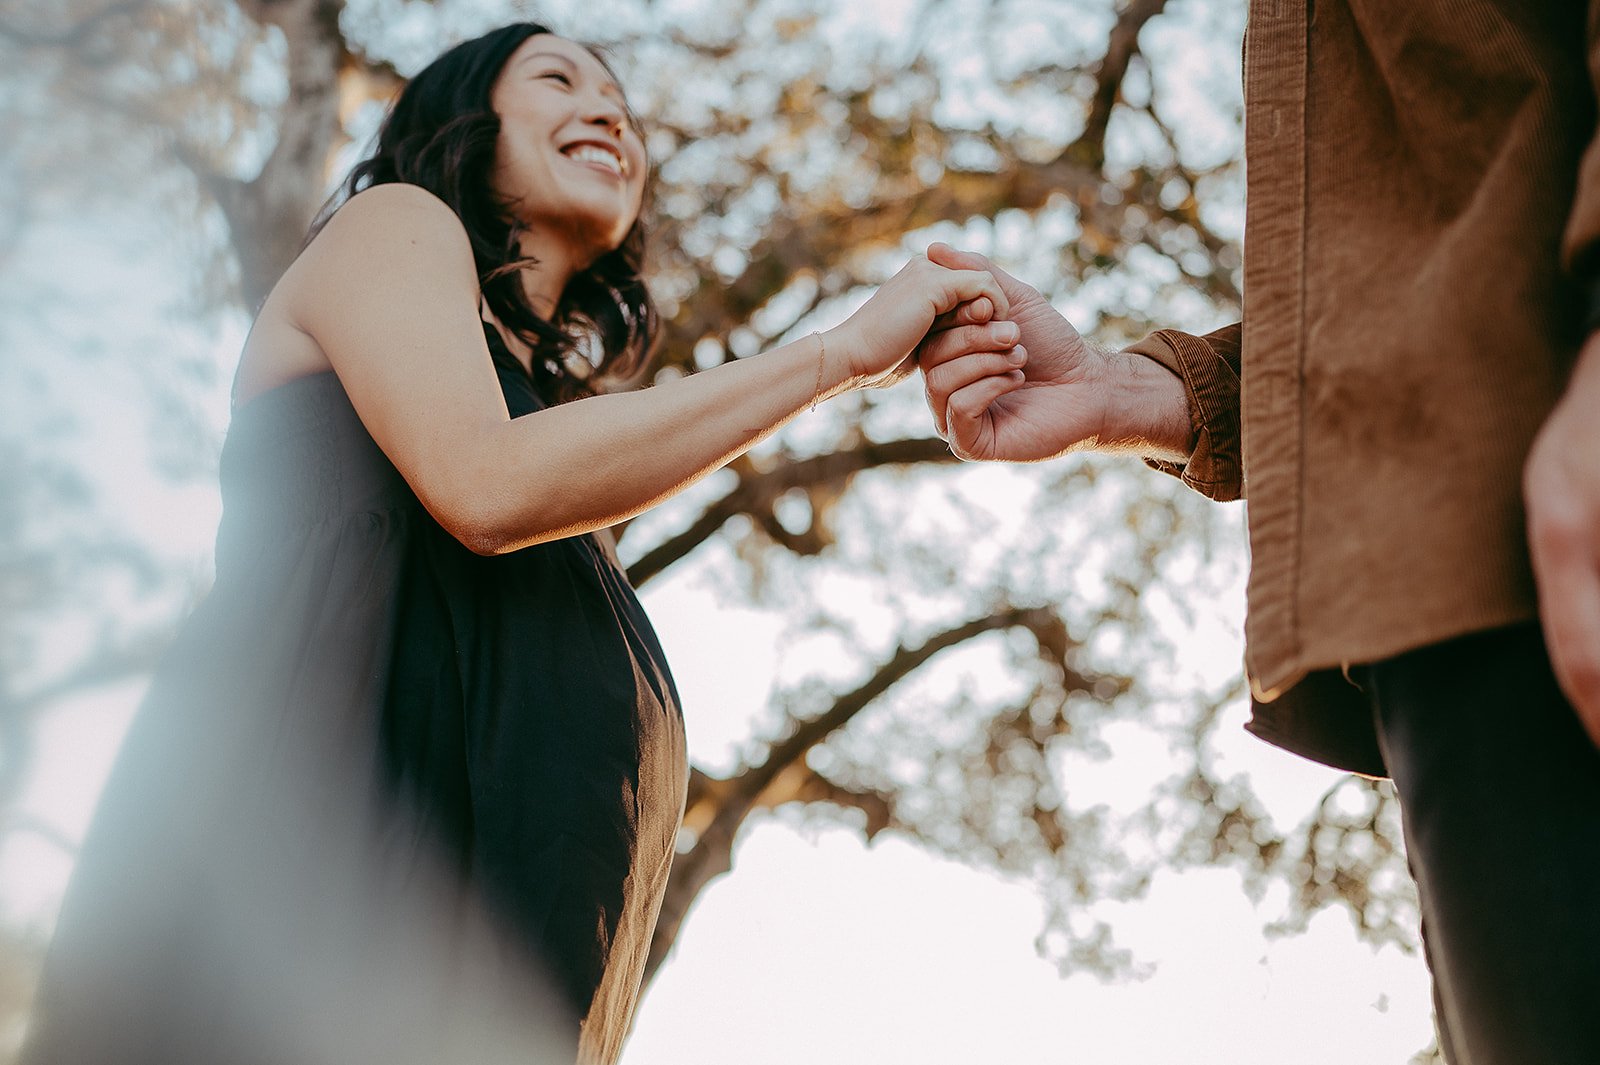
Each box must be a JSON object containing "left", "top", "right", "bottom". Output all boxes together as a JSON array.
[{"left": 23, "top": 21, "right": 1023, "bottom": 1065}]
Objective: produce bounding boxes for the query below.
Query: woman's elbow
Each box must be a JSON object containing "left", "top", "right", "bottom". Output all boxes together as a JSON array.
[
  {"left": 454, "top": 522, "right": 509, "bottom": 557},
  {"left": 432, "top": 488, "right": 576, "bottom": 556},
  {"left": 425, "top": 488, "right": 518, "bottom": 556}
]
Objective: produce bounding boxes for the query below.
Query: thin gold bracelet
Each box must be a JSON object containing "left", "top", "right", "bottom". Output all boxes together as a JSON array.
[{"left": 809, "top": 331, "right": 827, "bottom": 412}]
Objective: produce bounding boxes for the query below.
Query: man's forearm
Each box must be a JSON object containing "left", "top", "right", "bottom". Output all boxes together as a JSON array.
[{"left": 1102, "top": 347, "right": 1195, "bottom": 462}]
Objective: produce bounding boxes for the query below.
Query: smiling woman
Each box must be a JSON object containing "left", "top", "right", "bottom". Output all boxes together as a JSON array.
[{"left": 18, "top": 20, "right": 1023, "bottom": 1065}]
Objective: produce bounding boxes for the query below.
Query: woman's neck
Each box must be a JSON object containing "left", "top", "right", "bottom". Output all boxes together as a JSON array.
[
  {"left": 515, "top": 226, "right": 579, "bottom": 320},
  {"left": 489, "top": 229, "right": 577, "bottom": 373}
]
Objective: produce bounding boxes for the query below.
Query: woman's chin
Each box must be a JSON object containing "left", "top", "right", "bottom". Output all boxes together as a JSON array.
[
  {"left": 576, "top": 233, "right": 632, "bottom": 271},
  {"left": 548, "top": 212, "right": 631, "bottom": 269}
]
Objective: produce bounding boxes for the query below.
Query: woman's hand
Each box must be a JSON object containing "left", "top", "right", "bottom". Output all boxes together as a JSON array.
[{"left": 825, "top": 253, "right": 1013, "bottom": 389}]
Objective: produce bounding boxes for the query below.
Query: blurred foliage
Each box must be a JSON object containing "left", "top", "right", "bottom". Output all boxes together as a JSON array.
[{"left": 0, "top": 0, "right": 1421, "bottom": 1056}]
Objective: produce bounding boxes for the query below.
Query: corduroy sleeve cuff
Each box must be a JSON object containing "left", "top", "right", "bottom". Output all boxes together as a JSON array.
[{"left": 1125, "top": 324, "right": 1244, "bottom": 502}]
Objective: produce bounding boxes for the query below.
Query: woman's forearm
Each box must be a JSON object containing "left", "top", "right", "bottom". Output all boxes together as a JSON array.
[{"left": 447, "top": 329, "right": 853, "bottom": 554}]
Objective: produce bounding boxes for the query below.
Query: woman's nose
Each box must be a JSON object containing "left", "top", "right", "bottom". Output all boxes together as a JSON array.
[{"left": 582, "top": 95, "right": 627, "bottom": 135}]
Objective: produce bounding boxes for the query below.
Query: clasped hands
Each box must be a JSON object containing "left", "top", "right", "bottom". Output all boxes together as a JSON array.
[{"left": 912, "top": 242, "right": 1194, "bottom": 466}]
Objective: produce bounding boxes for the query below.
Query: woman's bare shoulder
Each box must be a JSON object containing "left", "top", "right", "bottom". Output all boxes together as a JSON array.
[
  {"left": 302, "top": 184, "right": 473, "bottom": 270},
  {"left": 280, "top": 184, "right": 479, "bottom": 330},
  {"left": 235, "top": 185, "right": 478, "bottom": 406}
]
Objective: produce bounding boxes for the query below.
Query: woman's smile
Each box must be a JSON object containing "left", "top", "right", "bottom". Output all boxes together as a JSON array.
[{"left": 562, "top": 140, "right": 627, "bottom": 178}]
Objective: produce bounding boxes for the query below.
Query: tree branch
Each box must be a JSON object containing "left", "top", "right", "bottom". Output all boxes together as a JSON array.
[
  {"left": 646, "top": 604, "right": 1070, "bottom": 986},
  {"left": 0, "top": 0, "right": 149, "bottom": 49},
  {"left": 624, "top": 436, "right": 958, "bottom": 586},
  {"left": 214, "top": 0, "right": 347, "bottom": 308},
  {"left": 765, "top": 771, "right": 898, "bottom": 839},
  {"left": 9, "top": 627, "right": 172, "bottom": 721},
  {"left": 1, "top": 810, "right": 78, "bottom": 857},
  {"left": 748, "top": 606, "right": 1067, "bottom": 803},
  {"left": 1133, "top": 101, "right": 1243, "bottom": 305},
  {"left": 0, "top": 625, "right": 172, "bottom": 815},
  {"left": 1070, "top": 0, "right": 1170, "bottom": 169},
  {"left": 658, "top": 145, "right": 1099, "bottom": 360},
  {"left": 337, "top": 43, "right": 404, "bottom": 125}
]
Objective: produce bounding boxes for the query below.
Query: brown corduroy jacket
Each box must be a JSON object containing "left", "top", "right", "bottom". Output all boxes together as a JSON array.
[{"left": 1128, "top": 1, "right": 1598, "bottom": 775}]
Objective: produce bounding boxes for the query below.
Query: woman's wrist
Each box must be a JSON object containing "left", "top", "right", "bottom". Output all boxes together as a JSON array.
[
  {"left": 813, "top": 323, "right": 864, "bottom": 399},
  {"left": 804, "top": 331, "right": 829, "bottom": 411}
]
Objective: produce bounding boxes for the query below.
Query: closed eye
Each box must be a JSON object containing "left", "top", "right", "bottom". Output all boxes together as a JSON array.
[{"left": 537, "top": 70, "right": 572, "bottom": 87}]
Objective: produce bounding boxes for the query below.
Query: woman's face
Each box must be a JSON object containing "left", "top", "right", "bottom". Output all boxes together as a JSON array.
[{"left": 489, "top": 35, "right": 648, "bottom": 267}]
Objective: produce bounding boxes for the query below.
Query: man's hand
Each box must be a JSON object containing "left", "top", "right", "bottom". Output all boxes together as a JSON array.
[
  {"left": 917, "top": 243, "right": 1193, "bottom": 463},
  {"left": 1525, "top": 334, "right": 1600, "bottom": 749}
]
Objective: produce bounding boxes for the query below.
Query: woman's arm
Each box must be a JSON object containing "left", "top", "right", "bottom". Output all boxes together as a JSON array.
[{"left": 276, "top": 184, "right": 1012, "bottom": 555}]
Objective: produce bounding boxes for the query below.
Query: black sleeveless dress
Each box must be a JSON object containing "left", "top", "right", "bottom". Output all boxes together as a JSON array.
[{"left": 24, "top": 327, "right": 688, "bottom": 1065}]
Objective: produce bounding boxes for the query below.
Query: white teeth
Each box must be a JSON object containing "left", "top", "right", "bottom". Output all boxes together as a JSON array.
[{"left": 566, "top": 144, "right": 623, "bottom": 175}]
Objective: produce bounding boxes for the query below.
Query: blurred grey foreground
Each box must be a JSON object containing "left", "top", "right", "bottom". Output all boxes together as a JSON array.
[{"left": 21, "top": 614, "right": 576, "bottom": 1064}]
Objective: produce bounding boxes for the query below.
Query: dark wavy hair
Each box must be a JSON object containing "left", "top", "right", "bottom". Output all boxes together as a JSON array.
[{"left": 312, "top": 22, "right": 658, "bottom": 403}]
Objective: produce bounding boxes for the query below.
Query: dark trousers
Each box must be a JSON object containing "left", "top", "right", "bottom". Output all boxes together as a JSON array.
[{"left": 1364, "top": 623, "right": 1600, "bottom": 1065}]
